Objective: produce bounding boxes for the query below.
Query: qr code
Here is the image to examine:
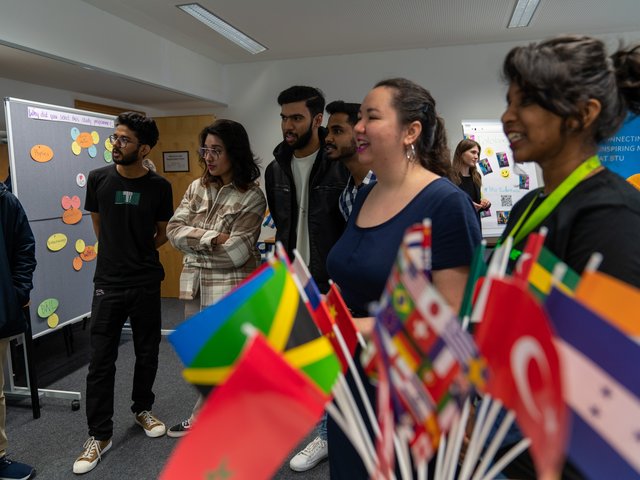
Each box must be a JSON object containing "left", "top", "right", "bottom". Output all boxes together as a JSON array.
[{"left": 501, "top": 195, "right": 513, "bottom": 207}]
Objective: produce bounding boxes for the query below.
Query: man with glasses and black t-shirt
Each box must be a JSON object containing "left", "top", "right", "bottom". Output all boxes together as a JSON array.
[{"left": 73, "top": 112, "right": 174, "bottom": 475}]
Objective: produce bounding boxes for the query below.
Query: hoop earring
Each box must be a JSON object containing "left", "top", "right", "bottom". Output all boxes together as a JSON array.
[{"left": 405, "top": 143, "right": 417, "bottom": 163}]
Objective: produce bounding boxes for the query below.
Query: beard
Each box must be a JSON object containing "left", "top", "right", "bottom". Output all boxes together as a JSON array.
[
  {"left": 329, "top": 139, "right": 358, "bottom": 162},
  {"left": 113, "top": 148, "right": 140, "bottom": 166},
  {"left": 290, "top": 123, "right": 314, "bottom": 150}
]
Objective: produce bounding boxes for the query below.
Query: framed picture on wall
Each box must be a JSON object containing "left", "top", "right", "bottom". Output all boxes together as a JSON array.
[{"left": 163, "top": 151, "right": 190, "bottom": 172}]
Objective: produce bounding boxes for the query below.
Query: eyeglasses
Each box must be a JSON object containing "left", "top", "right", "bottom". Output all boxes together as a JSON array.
[
  {"left": 108, "top": 134, "right": 140, "bottom": 148},
  {"left": 198, "top": 147, "right": 223, "bottom": 159}
]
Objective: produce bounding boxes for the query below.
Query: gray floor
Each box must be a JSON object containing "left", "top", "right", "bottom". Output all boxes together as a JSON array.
[{"left": 5, "top": 299, "right": 329, "bottom": 479}]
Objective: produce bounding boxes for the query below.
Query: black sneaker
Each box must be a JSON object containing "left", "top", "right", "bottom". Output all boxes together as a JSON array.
[
  {"left": 0, "top": 456, "right": 35, "bottom": 480},
  {"left": 166, "top": 419, "right": 192, "bottom": 438}
]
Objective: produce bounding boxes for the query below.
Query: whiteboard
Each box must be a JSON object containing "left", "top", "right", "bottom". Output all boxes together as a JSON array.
[
  {"left": 461, "top": 120, "right": 541, "bottom": 239},
  {"left": 5, "top": 97, "right": 116, "bottom": 337}
]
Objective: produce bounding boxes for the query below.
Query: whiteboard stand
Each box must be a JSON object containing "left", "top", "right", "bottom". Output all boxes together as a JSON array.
[{"left": 3, "top": 307, "right": 81, "bottom": 417}]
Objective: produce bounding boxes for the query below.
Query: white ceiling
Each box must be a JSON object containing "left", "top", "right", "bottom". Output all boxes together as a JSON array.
[
  {"left": 2, "top": 0, "right": 640, "bottom": 114},
  {"left": 81, "top": 0, "right": 640, "bottom": 64}
]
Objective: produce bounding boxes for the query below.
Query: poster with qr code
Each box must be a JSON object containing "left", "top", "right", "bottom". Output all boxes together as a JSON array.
[{"left": 461, "top": 121, "right": 541, "bottom": 238}]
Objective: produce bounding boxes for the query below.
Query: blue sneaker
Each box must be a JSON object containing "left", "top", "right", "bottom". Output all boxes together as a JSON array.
[{"left": 0, "top": 456, "right": 35, "bottom": 480}]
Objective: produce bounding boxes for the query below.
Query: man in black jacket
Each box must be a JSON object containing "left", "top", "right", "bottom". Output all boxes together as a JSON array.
[
  {"left": 0, "top": 182, "right": 36, "bottom": 479},
  {"left": 265, "top": 85, "right": 348, "bottom": 293}
]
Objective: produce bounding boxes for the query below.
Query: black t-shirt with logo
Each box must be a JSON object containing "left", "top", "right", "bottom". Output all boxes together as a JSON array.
[{"left": 85, "top": 165, "right": 174, "bottom": 288}]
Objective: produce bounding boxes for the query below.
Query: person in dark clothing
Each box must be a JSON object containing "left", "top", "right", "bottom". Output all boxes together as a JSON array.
[
  {"left": 450, "top": 139, "right": 491, "bottom": 226},
  {"left": 0, "top": 182, "right": 36, "bottom": 480},
  {"left": 326, "top": 78, "right": 481, "bottom": 480},
  {"left": 73, "top": 112, "right": 174, "bottom": 475},
  {"left": 493, "top": 35, "right": 640, "bottom": 479},
  {"left": 264, "top": 85, "right": 348, "bottom": 293},
  {"left": 3, "top": 167, "right": 11, "bottom": 193}
]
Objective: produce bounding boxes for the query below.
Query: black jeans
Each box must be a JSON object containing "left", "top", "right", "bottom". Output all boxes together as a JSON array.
[{"left": 85, "top": 284, "right": 161, "bottom": 440}]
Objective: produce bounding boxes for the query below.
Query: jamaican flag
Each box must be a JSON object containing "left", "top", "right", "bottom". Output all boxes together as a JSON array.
[{"left": 169, "top": 259, "right": 340, "bottom": 395}]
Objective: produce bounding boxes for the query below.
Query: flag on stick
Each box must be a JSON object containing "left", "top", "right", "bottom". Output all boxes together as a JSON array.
[
  {"left": 291, "top": 251, "right": 354, "bottom": 370},
  {"left": 527, "top": 247, "right": 580, "bottom": 300},
  {"left": 574, "top": 270, "right": 640, "bottom": 339},
  {"left": 170, "top": 259, "right": 340, "bottom": 395},
  {"left": 546, "top": 288, "right": 640, "bottom": 479},
  {"left": 474, "top": 277, "right": 568, "bottom": 477},
  {"left": 512, "top": 228, "right": 547, "bottom": 285},
  {"left": 458, "top": 240, "right": 487, "bottom": 321},
  {"left": 161, "top": 333, "right": 327, "bottom": 480},
  {"left": 327, "top": 281, "right": 363, "bottom": 350}
]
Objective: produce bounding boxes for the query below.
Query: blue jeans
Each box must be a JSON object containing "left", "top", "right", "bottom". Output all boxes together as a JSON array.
[{"left": 318, "top": 412, "right": 328, "bottom": 441}]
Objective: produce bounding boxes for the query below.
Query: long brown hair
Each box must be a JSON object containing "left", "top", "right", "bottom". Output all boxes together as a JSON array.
[{"left": 450, "top": 139, "right": 482, "bottom": 189}]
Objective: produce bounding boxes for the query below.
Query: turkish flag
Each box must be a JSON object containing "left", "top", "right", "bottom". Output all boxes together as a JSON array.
[
  {"left": 161, "top": 333, "right": 327, "bottom": 480},
  {"left": 474, "top": 277, "right": 567, "bottom": 477}
]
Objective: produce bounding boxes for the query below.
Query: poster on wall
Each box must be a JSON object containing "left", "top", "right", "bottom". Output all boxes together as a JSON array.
[
  {"left": 598, "top": 114, "right": 640, "bottom": 189},
  {"left": 461, "top": 120, "right": 541, "bottom": 239}
]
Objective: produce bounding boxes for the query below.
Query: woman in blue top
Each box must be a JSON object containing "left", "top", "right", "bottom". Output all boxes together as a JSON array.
[{"left": 326, "top": 77, "right": 481, "bottom": 479}]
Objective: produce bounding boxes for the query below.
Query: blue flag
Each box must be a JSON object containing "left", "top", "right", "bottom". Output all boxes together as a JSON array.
[{"left": 545, "top": 288, "right": 640, "bottom": 479}]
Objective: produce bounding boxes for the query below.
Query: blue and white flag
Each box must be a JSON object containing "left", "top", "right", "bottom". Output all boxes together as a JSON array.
[{"left": 546, "top": 288, "right": 640, "bottom": 479}]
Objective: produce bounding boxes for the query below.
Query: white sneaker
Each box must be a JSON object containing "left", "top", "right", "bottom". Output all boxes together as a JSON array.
[{"left": 289, "top": 436, "right": 328, "bottom": 472}]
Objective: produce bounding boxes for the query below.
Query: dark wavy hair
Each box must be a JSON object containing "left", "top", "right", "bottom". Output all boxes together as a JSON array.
[
  {"left": 374, "top": 78, "right": 451, "bottom": 177},
  {"left": 503, "top": 35, "right": 640, "bottom": 144},
  {"left": 450, "top": 139, "right": 482, "bottom": 189},
  {"left": 277, "top": 86, "right": 325, "bottom": 117},
  {"left": 116, "top": 111, "right": 159, "bottom": 148},
  {"left": 198, "top": 119, "right": 260, "bottom": 190}
]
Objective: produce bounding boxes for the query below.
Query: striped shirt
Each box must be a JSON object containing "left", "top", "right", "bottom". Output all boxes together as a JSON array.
[
  {"left": 339, "top": 170, "right": 376, "bottom": 220},
  {"left": 166, "top": 179, "right": 266, "bottom": 309}
]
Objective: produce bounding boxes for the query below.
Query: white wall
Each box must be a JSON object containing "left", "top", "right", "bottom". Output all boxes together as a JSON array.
[
  {"left": 0, "top": 0, "right": 226, "bottom": 104},
  {"left": 220, "top": 31, "right": 640, "bottom": 170},
  {"left": 0, "top": 77, "right": 161, "bottom": 118}
]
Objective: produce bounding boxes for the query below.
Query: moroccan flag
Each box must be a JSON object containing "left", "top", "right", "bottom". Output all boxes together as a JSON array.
[
  {"left": 474, "top": 277, "right": 567, "bottom": 477},
  {"left": 574, "top": 270, "right": 640, "bottom": 339},
  {"left": 161, "top": 333, "right": 327, "bottom": 480},
  {"left": 527, "top": 246, "right": 580, "bottom": 300},
  {"left": 170, "top": 259, "right": 340, "bottom": 394},
  {"left": 545, "top": 288, "right": 640, "bottom": 479}
]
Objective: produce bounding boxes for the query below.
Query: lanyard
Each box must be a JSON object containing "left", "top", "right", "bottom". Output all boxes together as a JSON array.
[{"left": 500, "top": 155, "right": 602, "bottom": 257}]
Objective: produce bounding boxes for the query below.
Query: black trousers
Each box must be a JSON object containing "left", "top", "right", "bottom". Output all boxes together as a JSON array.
[{"left": 85, "top": 284, "right": 161, "bottom": 440}]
